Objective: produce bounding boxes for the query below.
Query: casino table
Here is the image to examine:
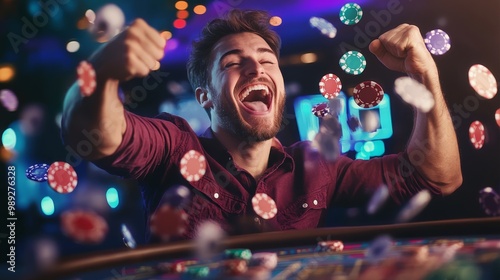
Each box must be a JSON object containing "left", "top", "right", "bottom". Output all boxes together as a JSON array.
[{"left": 27, "top": 217, "right": 500, "bottom": 280}]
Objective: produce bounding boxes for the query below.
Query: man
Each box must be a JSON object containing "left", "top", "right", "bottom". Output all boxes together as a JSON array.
[{"left": 61, "top": 9, "right": 462, "bottom": 242}]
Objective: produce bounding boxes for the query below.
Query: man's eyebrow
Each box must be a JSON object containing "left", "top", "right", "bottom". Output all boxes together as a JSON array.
[{"left": 219, "top": 47, "right": 275, "bottom": 63}]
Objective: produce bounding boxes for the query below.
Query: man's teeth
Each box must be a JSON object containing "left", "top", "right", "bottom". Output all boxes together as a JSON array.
[{"left": 239, "top": 85, "right": 269, "bottom": 101}]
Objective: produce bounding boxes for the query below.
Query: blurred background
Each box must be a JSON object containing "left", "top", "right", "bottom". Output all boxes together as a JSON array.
[{"left": 1, "top": 0, "right": 500, "bottom": 276}]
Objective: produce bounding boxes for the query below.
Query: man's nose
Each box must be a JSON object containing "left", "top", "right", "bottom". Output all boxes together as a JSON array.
[{"left": 244, "top": 59, "right": 265, "bottom": 77}]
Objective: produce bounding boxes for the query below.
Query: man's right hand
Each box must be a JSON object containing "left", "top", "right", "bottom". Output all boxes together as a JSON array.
[{"left": 89, "top": 18, "right": 166, "bottom": 82}]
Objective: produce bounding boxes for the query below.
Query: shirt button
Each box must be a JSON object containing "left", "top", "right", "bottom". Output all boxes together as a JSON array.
[
  {"left": 302, "top": 203, "right": 308, "bottom": 208},
  {"left": 214, "top": 193, "right": 219, "bottom": 199},
  {"left": 313, "top": 200, "right": 318, "bottom": 206}
]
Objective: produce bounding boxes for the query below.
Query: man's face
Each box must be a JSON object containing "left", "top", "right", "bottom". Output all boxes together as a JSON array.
[{"left": 207, "top": 32, "right": 286, "bottom": 141}]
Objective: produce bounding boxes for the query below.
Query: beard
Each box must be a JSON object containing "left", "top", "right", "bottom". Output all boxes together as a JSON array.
[{"left": 212, "top": 91, "right": 286, "bottom": 142}]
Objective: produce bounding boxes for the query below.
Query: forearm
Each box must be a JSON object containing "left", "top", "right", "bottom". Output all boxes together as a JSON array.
[
  {"left": 62, "top": 77, "right": 126, "bottom": 160},
  {"left": 407, "top": 71, "right": 462, "bottom": 194}
]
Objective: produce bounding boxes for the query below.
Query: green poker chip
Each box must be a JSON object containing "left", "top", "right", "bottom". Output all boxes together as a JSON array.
[
  {"left": 339, "top": 3, "right": 363, "bottom": 25},
  {"left": 339, "top": 51, "right": 366, "bottom": 75}
]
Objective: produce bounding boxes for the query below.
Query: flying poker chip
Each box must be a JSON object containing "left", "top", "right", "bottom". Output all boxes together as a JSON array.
[
  {"left": 479, "top": 187, "right": 500, "bottom": 216},
  {"left": 149, "top": 204, "right": 189, "bottom": 241},
  {"left": 26, "top": 163, "right": 49, "bottom": 182},
  {"left": 339, "top": 3, "right": 363, "bottom": 25},
  {"left": 424, "top": 29, "right": 451, "bottom": 55},
  {"left": 319, "top": 73, "right": 342, "bottom": 99},
  {"left": 252, "top": 193, "right": 277, "bottom": 220},
  {"left": 395, "top": 189, "right": 432, "bottom": 223},
  {"left": 309, "top": 16, "right": 337, "bottom": 38},
  {"left": 194, "top": 220, "right": 226, "bottom": 261},
  {"left": 469, "top": 120, "right": 485, "bottom": 149},
  {"left": 495, "top": 109, "right": 500, "bottom": 127},
  {"left": 121, "top": 224, "right": 137, "bottom": 249},
  {"left": 0, "top": 89, "right": 18, "bottom": 112},
  {"left": 339, "top": 51, "right": 366, "bottom": 75},
  {"left": 312, "top": 102, "right": 330, "bottom": 117},
  {"left": 365, "top": 235, "right": 394, "bottom": 262},
  {"left": 353, "top": 81, "right": 384, "bottom": 108},
  {"left": 47, "top": 161, "right": 78, "bottom": 194},
  {"left": 60, "top": 209, "right": 108, "bottom": 244},
  {"left": 394, "top": 76, "right": 435, "bottom": 113},
  {"left": 468, "top": 64, "right": 498, "bottom": 99},
  {"left": 367, "top": 185, "right": 389, "bottom": 215},
  {"left": 180, "top": 150, "right": 206, "bottom": 182},
  {"left": 77, "top": 61, "right": 96, "bottom": 97}
]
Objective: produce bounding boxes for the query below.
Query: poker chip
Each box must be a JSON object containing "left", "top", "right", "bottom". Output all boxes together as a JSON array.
[
  {"left": 312, "top": 102, "right": 330, "bottom": 117},
  {"left": 339, "top": 51, "right": 366, "bottom": 75},
  {"left": 479, "top": 187, "right": 500, "bottom": 216},
  {"left": 394, "top": 76, "right": 435, "bottom": 113},
  {"left": 224, "top": 259, "right": 248, "bottom": 275},
  {"left": 424, "top": 29, "right": 451, "bottom": 55},
  {"left": 309, "top": 17, "right": 337, "bottom": 38},
  {"left": 318, "top": 240, "right": 344, "bottom": 252},
  {"left": 252, "top": 193, "right": 277, "bottom": 220},
  {"left": 339, "top": 3, "right": 363, "bottom": 25},
  {"left": 0, "top": 89, "right": 18, "bottom": 112},
  {"left": 353, "top": 81, "right": 384, "bottom": 108},
  {"left": 395, "top": 189, "right": 432, "bottom": 223},
  {"left": 225, "top": 248, "right": 252, "bottom": 260},
  {"left": 250, "top": 252, "right": 278, "bottom": 269},
  {"left": 367, "top": 185, "right": 389, "bottom": 215},
  {"left": 469, "top": 120, "right": 485, "bottom": 149},
  {"left": 149, "top": 204, "right": 189, "bottom": 241},
  {"left": 26, "top": 163, "right": 49, "bottom": 182},
  {"left": 468, "top": 64, "right": 498, "bottom": 99},
  {"left": 160, "top": 185, "right": 191, "bottom": 209},
  {"left": 77, "top": 61, "right": 96, "bottom": 97},
  {"left": 180, "top": 150, "right": 206, "bottom": 182},
  {"left": 319, "top": 73, "right": 342, "bottom": 99},
  {"left": 495, "top": 109, "right": 500, "bottom": 127},
  {"left": 60, "top": 209, "right": 108, "bottom": 244},
  {"left": 121, "top": 224, "right": 137, "bottom": 248},
  {"left": 194, "top": 220, "right": 225, "bottom": 261},
  {"left": 47, "top": 161, "right": 78, "bottom": 194}
]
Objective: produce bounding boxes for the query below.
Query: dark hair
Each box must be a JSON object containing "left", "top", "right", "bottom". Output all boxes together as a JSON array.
[{"left": 187, "top": 9, "right": 281, "bottom": 91}]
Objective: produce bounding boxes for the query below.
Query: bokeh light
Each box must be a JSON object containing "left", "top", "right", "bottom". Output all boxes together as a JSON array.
[
  {"left": 85, "top": 9, "right": 96, "bottom": 23},
  {"left": 300, "top": 53, "right": 317, "bottom": 64},
  {"left": 193, "top": 5, "right": 206, "bottom": 15},
  {"left": 177, "top": 10, "right": 189, "bottom": 19},
  {"left": 106, "top": 187, "right": 119, "bottom": 209},
  {"left": 2, "top": 128, "right": 16, "bottom": 150},
  {"left": 66, "top": 41, "right": 80, "bottom": 53},
  {"left": 175, "top": 1, "right": 188, "bottom": 10},
  {"left": 270, "top": 16, "right": 282, "bottom": 26},
  {"left": 0, "top": 64, "right": 15, "bottom": 82},
  {"left": 41, "top": 196, "right": 55, "bottom": 216},
  {"left": 160, "top": 31, "right": 172, "bottom": 40},
  {"left": 173, "top": 19, "right": 186, "bottom": 29}
]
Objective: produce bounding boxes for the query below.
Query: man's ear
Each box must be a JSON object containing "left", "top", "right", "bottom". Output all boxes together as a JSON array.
[{"left": 195, "top": 87, "right": 213, "bottom": 109}]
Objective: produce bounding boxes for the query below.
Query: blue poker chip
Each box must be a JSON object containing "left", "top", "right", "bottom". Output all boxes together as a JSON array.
[{"left": 26, "top": 163, "right": 49, "bottom": 182}]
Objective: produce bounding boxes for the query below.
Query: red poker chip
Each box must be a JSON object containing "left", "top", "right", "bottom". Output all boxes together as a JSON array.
[
  {"left": 47, "top": 161, "right": 78, "bottom": 194},
  {"left": 312, "top": 102, "right": 330, "bottom": 117},
  {"left": 77, "top": 61, "right": 97, "bottom": 97},
  {"left": 319, "top": 73, "right": 342, "bottom": 99},
  {"left": 180, "top": 150, "right": 206, "bottom": 182},
  {"left": 252, "top": 193, "right": 277, "bottom": 220},
  {"left": 60, "top": 209, "right": 108, "bottom": 244},
  {"left": 468, "top": 64, "right": 497, "bottom": 99},
  {"left": 149, "top": 204, "right": 189, "bottom": 241},
  {"left": 469, "top": 121, "right": 485, "bottom": 149},
  {"left": 495, "top": 109, "right": 500, "bottom": 127},
  {"left": 353, "top": 81, "right": 384, "bottom": 108}
]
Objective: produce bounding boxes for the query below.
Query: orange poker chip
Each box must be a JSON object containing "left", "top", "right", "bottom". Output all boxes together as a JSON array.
[
  {"left": 353, "top": 81, "right": 384, "bottom": 108},
  {"left": 77, "top": 61, "right": 96, "bottom": 97},
  {"left": 469, "top": 120, "right": 486, "bottom": 150},
  {"left": 180, "top": 150, "right": 206, "bottom": 182},
  {"left": 319, "top": 73, "right": 342, "bottom": 99},
  {"left": 252, "top": 193, "right": 277, "bottom": 220},
  {"left": 47, "top": 161, "right": 78, "bottom": 194},
  {"left": 60, "top": 209, "right": 108, "bottom": 244}
]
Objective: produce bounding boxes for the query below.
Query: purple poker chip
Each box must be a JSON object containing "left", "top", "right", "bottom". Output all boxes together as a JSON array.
[
  {"left": 312, "top": 102, "right": 330, "bottom": 117},
  {"left": 479, "top": 187, "right": 500, "bottom": 216},
  {"left": 0, "top": 89, "right": 18, "bottom": 112},
  {"left": 26, "top": 163, "right": 50, "bottom": 182},
  {"left": 424, "top": 29, "right": 451, "bottom": 55}
]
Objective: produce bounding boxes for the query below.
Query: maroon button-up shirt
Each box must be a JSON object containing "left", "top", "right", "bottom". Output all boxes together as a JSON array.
[{"left": 94, "top": 111, "right": 442, "bottom": 242}]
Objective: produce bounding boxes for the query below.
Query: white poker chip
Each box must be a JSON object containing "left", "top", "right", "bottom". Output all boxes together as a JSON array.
[
  {"left": 394, "top": 77, "right": 435, "bottom": 113},
  {"left": 395, "top": 189, "right": 432, "bottom": 223}
]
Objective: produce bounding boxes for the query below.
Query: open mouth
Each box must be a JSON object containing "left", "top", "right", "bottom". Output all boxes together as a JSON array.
[{"left": 238, "top": 84, "right": 272, "bottom": 114}]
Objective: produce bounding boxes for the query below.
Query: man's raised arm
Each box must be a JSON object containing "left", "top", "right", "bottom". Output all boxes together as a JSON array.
[
  {"left": 61, "top": 19, "right": 166, "bottom": 160},
  {"left": 369, "top": 24, "right": 462, "bottom": 195}
]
